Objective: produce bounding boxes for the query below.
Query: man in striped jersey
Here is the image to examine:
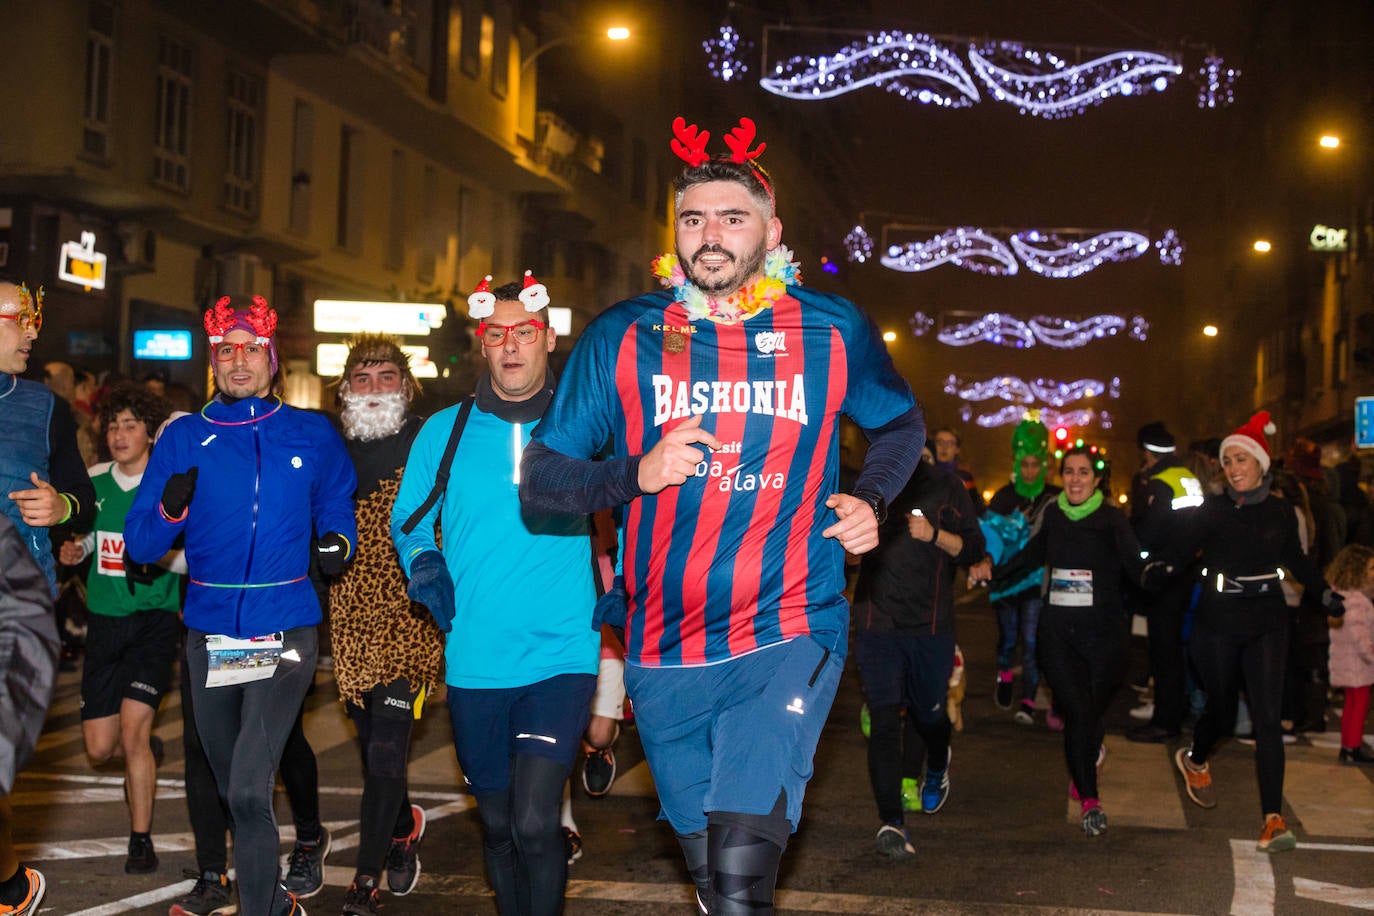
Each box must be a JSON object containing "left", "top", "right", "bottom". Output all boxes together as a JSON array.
[{"left": 521, "top": 119, "right": 923, "bottom": 914}]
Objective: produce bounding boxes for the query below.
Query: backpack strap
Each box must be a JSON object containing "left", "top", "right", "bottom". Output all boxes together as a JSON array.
[{"left": 399, "top": 395, "right": 475, "bottom": 536}]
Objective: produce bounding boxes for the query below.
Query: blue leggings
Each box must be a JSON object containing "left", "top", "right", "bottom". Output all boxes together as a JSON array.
[{"left": 996, "top": 594, "right": 1042, "bottom": 703}]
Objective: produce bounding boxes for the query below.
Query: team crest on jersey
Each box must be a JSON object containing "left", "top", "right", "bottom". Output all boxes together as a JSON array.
[{"left": 753, "top": 331, "right": 786, "bottom": 356}]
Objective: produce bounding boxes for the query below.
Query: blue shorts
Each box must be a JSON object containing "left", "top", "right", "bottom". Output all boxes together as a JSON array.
[
  {"left": 624, "top": 635, "right": 844, "bottom": 836},
  {"left": 854, "top": 629, "right": 955, "bottom": 726},
  {"left": 447, "top": 673, "right": 595, "bottom": 797}
]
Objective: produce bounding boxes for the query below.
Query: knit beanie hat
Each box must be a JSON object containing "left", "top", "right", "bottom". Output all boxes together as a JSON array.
[{"left": 1220, "top": 410, "right": 1275, "bottom": 473}]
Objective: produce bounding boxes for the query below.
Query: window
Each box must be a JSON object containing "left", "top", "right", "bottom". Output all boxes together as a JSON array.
[
  {"left": 417, "top": 165, "right": 439, "bottom": 283},
  {"left": 337, "top": 126, "right": 364, "bottom": 251},
  {"left": 490, "top": 3, "right": 510, "bottom": 98},
  {"left": 386, "top": 149, "right": 406, "bottom": 270},
  {"left": 288, "top": 100, "right": 314, "bottom": 235},
  {"left": 83, "top": 0, "right": 115, "bottom": 159},
  {"left": 630, "top": 138, "right": 648, "bottom": 207},
  {"left": 153, "top": 36, "right": 194, "bottom": 192},
  {"left": 223, "top": 70, "right": 261, "bottom": 216},
  {"left": 459, "top": 0, "right": 482, "bottom": 78}
]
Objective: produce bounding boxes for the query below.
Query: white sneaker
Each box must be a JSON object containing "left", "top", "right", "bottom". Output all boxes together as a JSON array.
[{"left": 1129, "top": 702, "right": 1155, "bottom": 721}]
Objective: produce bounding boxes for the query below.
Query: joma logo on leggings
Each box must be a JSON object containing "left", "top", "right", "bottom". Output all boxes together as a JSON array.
[{"left": 383, "top": 696, "right": 411, "bottom": 711}]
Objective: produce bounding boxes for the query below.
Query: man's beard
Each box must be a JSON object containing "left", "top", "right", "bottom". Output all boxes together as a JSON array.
[
  {"left": 682, "top": 240, "right": 768, "bottom": 295},
  {"left": 341, "top": 390, "right": 408, "bottom": 441}
]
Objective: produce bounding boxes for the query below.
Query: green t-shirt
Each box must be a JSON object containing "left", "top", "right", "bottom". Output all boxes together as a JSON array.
[{"left": 85, "top": 463, "right": 182, "bottom": 617}]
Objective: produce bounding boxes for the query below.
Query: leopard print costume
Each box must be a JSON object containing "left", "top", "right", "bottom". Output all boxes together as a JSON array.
[{"left": 329, "top": 469, "right": 443, "bottom": 706}]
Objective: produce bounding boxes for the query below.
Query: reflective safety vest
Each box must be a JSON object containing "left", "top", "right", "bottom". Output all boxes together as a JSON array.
[{"left": 1151, "top": 465, "right": 1204, "bottom": 511}]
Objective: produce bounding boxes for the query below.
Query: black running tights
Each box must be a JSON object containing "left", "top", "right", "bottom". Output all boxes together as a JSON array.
[
  {"left": 475, "top": 753, "right": 570, "bottom": 916},
  {"left": 346, "top": 695, "right": 417, "bottom": 878}
]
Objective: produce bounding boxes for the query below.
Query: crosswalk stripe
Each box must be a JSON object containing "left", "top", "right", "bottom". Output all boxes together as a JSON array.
[{"left": 1282, "top": 756, "right": 1374, "bottom": 839}]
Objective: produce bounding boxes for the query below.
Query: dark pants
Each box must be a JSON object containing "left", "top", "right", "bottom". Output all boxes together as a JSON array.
[
  {"left": 1145, "top": 580, "right": 1193, "bottom": 733},
  {"left": 346, "top": 679, "right": 419, "bottom": 878},
  {"left": 1189, "top": 617, "right": 1289, "bottom": 816},
  {"left": 186, "top": 626, "right": 318, "bottom": 914},
  {"left": 1037, "top": 607, "right": 1128, "bottom": 802}
]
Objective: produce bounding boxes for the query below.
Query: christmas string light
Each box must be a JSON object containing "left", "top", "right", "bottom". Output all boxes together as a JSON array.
[
  {"left": 703, "top": 24, "right": 753, "bottom": 83},
  {"left": 911, "top": 311, "right": 1150, "bottom": 349},
  {"left": 845, "top": 225, "right": 875, "bottom": 263},
  {"left": 1009, "top": 230, "right": 1150, "bottom": 279},
  {"left": 1155, "top": 229, "right": 1184, "bottom": 266},
  {"left": 759, "top": 31, "right": 979, "bottom": 105},
  {"left": 876, "top": 226, "right": 1181, "bottom": 278},
  {"left": 882, "top": 227, "right": 1019, "bottom": 276},
  {"left": 965, "top": 405, "right": 1114, "bottom": 429},
  {"left": 944, "top": 373, "right": 1121, "bottom": 406},
  {"left": 967, "top": 43, "right": 1181, "bottom": 119},
  {"left": 1193, "top": 55, "right": 1239, "bottom": 109},
  {"left": 750, "top": 30, "right": 1231, "bottom": 116}
]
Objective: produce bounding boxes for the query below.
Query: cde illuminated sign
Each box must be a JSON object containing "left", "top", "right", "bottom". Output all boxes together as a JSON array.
[{"left": 1309, "top": 224, "right": 1349, "bottom": 252}]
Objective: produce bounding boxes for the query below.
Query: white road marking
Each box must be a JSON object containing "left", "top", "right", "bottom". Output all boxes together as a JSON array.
[
  {"left": 1229, "top": 838, "right": 1276, "bottom": 915},
  {"left": 1293, "top": 877, "right": 1374, "bottom": 909}
]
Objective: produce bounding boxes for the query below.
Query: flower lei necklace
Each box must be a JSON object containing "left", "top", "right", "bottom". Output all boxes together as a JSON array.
[{"left": 651, "top": 246, "right": 802, "bottom": 322}]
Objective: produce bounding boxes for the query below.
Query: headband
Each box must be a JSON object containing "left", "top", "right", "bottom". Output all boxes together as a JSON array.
[
  {"left": 671, "top": 116, "right": 775, "bottom": 206},
  {"left": 467, "top": 271, "right": 549, "bottom": 319}
]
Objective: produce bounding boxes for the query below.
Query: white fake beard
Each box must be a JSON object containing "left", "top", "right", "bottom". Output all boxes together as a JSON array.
[{"left": 341, "top": 390, "right": 408, "bottom": 441}]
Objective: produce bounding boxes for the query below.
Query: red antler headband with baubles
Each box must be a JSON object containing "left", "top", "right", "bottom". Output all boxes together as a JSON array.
[
  {"left": 670, "top": 116, "right": 773, "bottom": 204},
  {"left": 203, "top": 295, "right": 278, "bottom": 344},
  {"left": 466, "top": 271, "right": 549, "bottom": 319}
]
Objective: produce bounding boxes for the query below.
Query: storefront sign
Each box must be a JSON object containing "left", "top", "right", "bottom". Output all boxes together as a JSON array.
[
  {"left": 58, "top": 231, "right": 108, "bottom": 290},
  {"left": 316, "top": 343, "right": 438, "bottom": 378},
  {"left": 1357, "top": 396, "right": 1374, "bottom": 449},
  {"left": 134, "top": 329, "right": 194, "bottom": 361},
  {"left": 1310, "top": 224, "right": 1349, "bottom": 252},
  {"left": 313, "top": 299, "right": 446, "bottom": 336}
]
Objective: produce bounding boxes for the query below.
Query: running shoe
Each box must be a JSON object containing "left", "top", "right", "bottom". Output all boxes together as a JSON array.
[
  {"left": 859, "top": 703, "right": 871, "bottom": 738},
  {"left": 875, "top": 824, "right": 915, "bottom": 859},
  {"left": 269, "top": 887, "right": 306, "bottom": 916},
  {"left": 341, "top": 876, "right": 381, "bottom": 916},
  {"left": 1081, "top": 806, "right": 1108, "bottom": 837},
  {"left": 282, "top": 826, "right": 330, "bottom": 899},
  {"left": 386, "top": 805, "right": 425, "bottom": 896},
  {"left": 1045, "top": 707, "right": 1065, "bottom": 732},
  {"left": 1174, "top": 747, "right": 1217, "bottom": 809},
  {"left": 582, "top": 744, "right": 617, "bottom": 797},
  {"left": 1013, "top": 701, "right": 1035, "bottom": 726},
  {"left": 168, "top": 869, "right": 236, "bottom": 916},
  {"left": 994, "top": 670, "right": 1014, "bottom": 710},
  {"left": 1129, "top": 701, "right": 1155, "bottom": 721},
  {"left": 900, "top": 777, "right": 920, "bottom": 812},
  {"left": 563, "top": 827, "right": 583, "bottom": 865},
  {"left": 0, "top": 865, "right": 44, "bottom": 915},
  {"left": 126, "top": 834, "right": 158, "bottom": 874},
  {"left": 920, "top": 749, "right": 950, "bottom": 814},
  {"left": 1257, "top": 814, "right": 1296, "bottom": 853}
]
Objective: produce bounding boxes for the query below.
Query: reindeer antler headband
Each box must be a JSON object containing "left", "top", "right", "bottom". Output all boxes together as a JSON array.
[
  {"left": 670, "top": 116, "right": 774, "bottom": 205},
  {"left": 203, "top": 295, "right": 278, "bottom": 344}
]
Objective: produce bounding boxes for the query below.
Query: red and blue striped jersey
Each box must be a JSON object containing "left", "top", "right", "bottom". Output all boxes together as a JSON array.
[{"left": 532, "top": 286, "right": 914, "bottom": 667}]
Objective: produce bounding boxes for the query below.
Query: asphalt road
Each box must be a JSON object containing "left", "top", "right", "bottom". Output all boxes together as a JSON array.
[{"left": 14, "top": 595, "right": 1374, "bottom": 915}]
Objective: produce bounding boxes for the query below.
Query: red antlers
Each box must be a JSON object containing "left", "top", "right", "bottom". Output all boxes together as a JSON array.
[
  {"left": 670, "top": 117, "right": 711, "bottom": 167},
  {"left": 670, "top": 116, "right": 766, "bottom": 166},
  {"left": 204, "top": 297, "right": 237, "bottom": 342},
  {"left": 202, "top": 295, "right": 278, "bottom": 343},
  {"left": 246, "top": 295, "right": 278, "bottom": 341},
  {"left": 722, "top": 118, "right": 766, "bottom": 163}
]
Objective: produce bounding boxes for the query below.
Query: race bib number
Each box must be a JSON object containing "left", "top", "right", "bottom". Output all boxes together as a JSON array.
[
  {"left": 96, "top": 531, "right": 125, "bottom": 577},
  {"left": 205, "top": 632, "right": 283, "bottom": 687},
  {"left": 1048, "top": 568, "right": 1093, "bottom": 607}
]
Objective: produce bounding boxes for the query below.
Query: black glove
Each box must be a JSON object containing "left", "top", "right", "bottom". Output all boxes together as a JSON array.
[
  {"left": 1322, "top": 587, "right": 1346, "bottom": 618},
  {"left": 592, "top": 575, "right": 629, "bottom": 642},
  {"left": 406, "top": 550, "right": 454, "bottom": 632},
  {"left": 160, "top": 467, "right": 199, "bottom": 519},
  {"left": 315, "top": 532, "right": 350, "bottom": 577},
  {"left": 1141, "top": 560, "right": 1174, "bottom": 592},
  {"left": 122, "top": 547, "right": 165, "bottom": 595}
]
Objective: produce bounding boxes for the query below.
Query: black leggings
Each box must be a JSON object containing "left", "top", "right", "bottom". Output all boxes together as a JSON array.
[
  {"left": 1189, "top": 617, "right": 1289, "bottom": 815},
  {"left": 866, "top": 706, "right": 950, "bottom": 824},
  {"left": 346, "top": 684, "right": 418, "bottom": 878},
  {"left": 474, "top": 753, "right": 571, "bottom": 916},
  {"left": 1036, "top": 607, "right": 1128, "bottom": 802}
]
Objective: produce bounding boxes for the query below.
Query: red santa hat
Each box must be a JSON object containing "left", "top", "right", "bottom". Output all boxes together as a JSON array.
[
  {"left": 1220, "top": 410, "right": 1276, "bottom": 474},
  {"left": 467, "top": 275, "right": 495, "bottom": 319}
]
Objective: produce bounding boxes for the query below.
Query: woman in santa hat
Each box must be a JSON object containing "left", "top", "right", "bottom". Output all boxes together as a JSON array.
[{"left": 1166, "top": 411, "right": 1344, "bottom": 853}]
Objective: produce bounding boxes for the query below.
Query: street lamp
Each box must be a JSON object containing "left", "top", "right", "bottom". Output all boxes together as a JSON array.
[
  {"left": 1253, "top": 239, "right": 1273, "bottom": 253},
  {"left": 1319, "top": 134, "right": 1341, "bottom": 150},
  {"left": 1202, "top": 324, "right": 1218, "bottom": 337},
  {"left": 521, "top": 26, "right": 631, "bottom": 72},
  {"left": 882, "top": 330, "right": 897, "bottom": 343}
]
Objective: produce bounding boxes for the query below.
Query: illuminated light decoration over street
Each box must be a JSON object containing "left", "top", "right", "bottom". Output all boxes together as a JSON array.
[
  {"left": 910, "top": 311, "right": 1149, "bottom": 349},
  {"left": 871, "top": 227, "right": 1183, "bottom": 278},
  {"left": 944, "top": 373, "right": 1121, "bottom": 406},
  {"left": 751, "top": 30, "right": 1232, "bottom": 115},
  {"left": 963, "top": 405, "right": 1114, "bottom": 430},
  {"left": 703, "top": 24, "right": 753, "bottom": 83}
]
